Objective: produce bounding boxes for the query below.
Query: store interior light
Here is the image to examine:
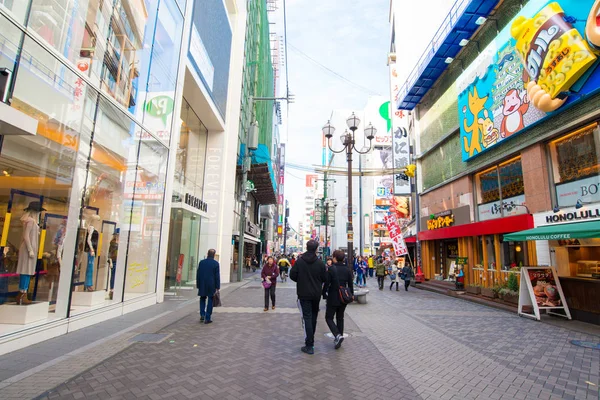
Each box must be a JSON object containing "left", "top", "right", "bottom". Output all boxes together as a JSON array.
[
  {"left": 515, "top": 245, "right": 522, "bottom": 252},
  {"left": 2, "top": 170, "right": 9, "bottom": 176},
  {"left": 459, "top": 39, "right": 470, "bottom": 47},
  {"left": 475, "top": 16, "right": 487, "bottom": 25},
  {"left": 445, "top": 57, "right": 454, "bottom": 64}
]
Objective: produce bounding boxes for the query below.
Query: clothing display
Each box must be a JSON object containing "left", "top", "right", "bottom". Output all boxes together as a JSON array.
[
  {"left": 83, "top": 218, "right": 100, "bottom": 291},
  {"left": 17, "top": 215, "right": 39, "bottom": 276}
]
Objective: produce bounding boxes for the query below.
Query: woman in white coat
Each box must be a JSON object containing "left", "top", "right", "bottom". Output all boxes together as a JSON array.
[{"left": 389, "top": 259, "right": 401, "bottom": 291}]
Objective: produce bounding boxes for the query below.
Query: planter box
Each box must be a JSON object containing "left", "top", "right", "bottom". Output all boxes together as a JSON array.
[
  {"left": 466, "top": 286, "right": 481, "bottom": 295},
  {"left": 481, "top": 287, "right": 496, "bottom": 299},
  {"left": 503, "top": 293, "right": 519, "bottom": 305}
]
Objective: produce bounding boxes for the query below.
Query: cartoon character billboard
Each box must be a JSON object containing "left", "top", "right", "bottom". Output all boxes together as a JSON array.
[{"left": 458, "top": 0, "right": 600, "bottom": 161}]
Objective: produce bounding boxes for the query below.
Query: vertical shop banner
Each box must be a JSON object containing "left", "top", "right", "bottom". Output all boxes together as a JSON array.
[
  {"left": 518, "top": 267, "right": 571, "bottom": 321},
  {"left": 383, "top": 214, "right": 408, "bottom": 256},
  {"left": 389, "top": 64, "right": 411, "bottom": 194},
  {"left": 458, "top": 0, "right": 600, "bottom": 161},
  {"left": 277, "top": 145, "right": 285, "bottom": 239}
]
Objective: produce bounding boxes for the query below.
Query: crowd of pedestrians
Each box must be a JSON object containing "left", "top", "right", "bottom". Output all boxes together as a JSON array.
[{"left": 195, "top": 243, "right": 414, "bottom": 354}]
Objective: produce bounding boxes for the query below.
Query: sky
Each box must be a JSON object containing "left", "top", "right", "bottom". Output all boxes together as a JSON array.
[{"left": 275, "top": 0, "right": 456, "bottom": 229}]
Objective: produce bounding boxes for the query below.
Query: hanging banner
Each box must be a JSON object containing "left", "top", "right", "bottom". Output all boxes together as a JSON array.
[
  {"left": 390, "top": 64, "right": 411, "bottom": 194},
  {"left": 518, "top": 266, "right": 571, "bottom": 321},
  {"left": 383, "top": 213, "right": 408, "bottom": 256},
  {"left": 457, "top": 0, "right": 600, "bottom": 162}
]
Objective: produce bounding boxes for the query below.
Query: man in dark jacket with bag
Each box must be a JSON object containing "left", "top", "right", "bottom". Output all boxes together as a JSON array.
[
  {"left": 290, "top": 240, "right": 327, "bottom": 355},
  {"left": 322, "top": 249, "right": 354, "bottom": 349},
  {"left": 196, "top": 249, "right": 220, "bottom": 324}
]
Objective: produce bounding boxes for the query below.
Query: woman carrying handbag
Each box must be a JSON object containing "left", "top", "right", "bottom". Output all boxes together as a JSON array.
[
  {"left": 322, "top": 250, "right": 354, "bottom": 349},
  {"left": 261, "top": 256, "right": 279, "bottom": 311}
]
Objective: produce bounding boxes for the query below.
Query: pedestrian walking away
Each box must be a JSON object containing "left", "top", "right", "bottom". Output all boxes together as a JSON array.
[
  {"left": 389, "top": 259, "right": 401, "bottom": 291},
  {"left": 323, "top": 249, "right": 354, "bottom": 349},
  {"left": 277, "top": 256, "right": 290, "bottom": 282},
  {"left": 290, "top": 239, "right": 327, "bottom": 355},
  {"left": 196, "top": 249, "right": 220, "bottom": 324},
  {"left": 375, "top": 258, "right": 386, "bottom": 290},
  {"left": 401, "top": 262, "right": 413, "bottom": 291},
  {"left": 367, "top": 255, "right": 374, "bottom": 277},
  {"left": 261, "top": 256, "right": 279, "bottom": 311}
]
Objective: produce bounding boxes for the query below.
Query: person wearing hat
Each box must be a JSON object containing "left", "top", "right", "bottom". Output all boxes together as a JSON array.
[
  {"left": 16, "top": 201, "right": 45, "bottom": 305},
  {"left": 108, "top": 228, "right": 120, "bottom": 300}
]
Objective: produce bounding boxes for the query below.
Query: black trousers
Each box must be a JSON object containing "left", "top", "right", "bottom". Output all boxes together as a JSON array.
[
  {"left": 264, "top": 286, "right": 276, "bottom": 308},
  {"left": 404, "top": 279, "right": 411, "bottom": 291},
  {"left": 390, "top": 281, "right": 398, "bottom": 290},
  {"left": 298, "top": 298, "right": 320, "bottom": 347},
  {"left": 377, "top": 276, "right": 385, "bottom": 289},
  {"left": 325, "top": 304, "right": 347, "bottom": 337}
]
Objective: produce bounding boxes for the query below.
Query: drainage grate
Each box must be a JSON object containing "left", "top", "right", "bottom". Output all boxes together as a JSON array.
[
  {"left": 130, "top": 333, "right": 172, "bottom": 343},
  {"left": 570, "top": 340, "right": 600, "bottom": 350}
]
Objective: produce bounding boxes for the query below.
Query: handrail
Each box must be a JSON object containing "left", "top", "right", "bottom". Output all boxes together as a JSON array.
[{"left": 396, "top": 0, "right": 471, "bottom": 107}]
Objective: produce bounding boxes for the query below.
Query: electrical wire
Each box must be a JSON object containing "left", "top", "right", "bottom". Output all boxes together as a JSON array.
[{"left": 288, "top": 42, "right": 381, "bottom": 96}]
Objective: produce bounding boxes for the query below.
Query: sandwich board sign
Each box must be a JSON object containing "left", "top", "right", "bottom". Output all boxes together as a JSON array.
[{"left": 518, "top": 267, "right": 571, "bottom": 321}]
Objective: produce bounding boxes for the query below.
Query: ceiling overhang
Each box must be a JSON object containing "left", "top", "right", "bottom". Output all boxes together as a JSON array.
[{"left": 396, "top": 0, "right": 502, "bottom": 111}]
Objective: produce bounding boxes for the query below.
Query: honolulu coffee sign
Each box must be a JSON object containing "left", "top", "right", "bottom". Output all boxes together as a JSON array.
[{"left": 546, "top": 208, "right": 600, "bottom": 224}]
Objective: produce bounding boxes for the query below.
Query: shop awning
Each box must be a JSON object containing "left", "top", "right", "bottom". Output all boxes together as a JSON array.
[
  {"left": 418, "top": 214, "right": 534, "bottom": 241},
  {"left": 503, "top": 221, "right": 600, "bottom": 241}
]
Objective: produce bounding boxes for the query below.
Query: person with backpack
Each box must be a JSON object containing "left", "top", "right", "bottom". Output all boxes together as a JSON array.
[
  {"left": 375, "top": 258, "right": 386, "bottom": 290},
  {"left": 401, "top": 262, "right": 413, "bottom": 291},
  {"left": 322, "top": 249, "right": 354, "bottom": 349},
  {"left": 290, "top": 240, "right": 327, "bottom": 355}
]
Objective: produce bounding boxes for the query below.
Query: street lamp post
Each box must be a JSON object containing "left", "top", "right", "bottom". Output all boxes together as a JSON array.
[{"left": 323, "top": 114, "right": 376, "bottom": 266}]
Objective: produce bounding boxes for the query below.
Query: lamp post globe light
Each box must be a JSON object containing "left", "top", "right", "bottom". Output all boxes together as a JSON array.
[{"left": 322, "top": 113, "right": 376, "bottom": 266}]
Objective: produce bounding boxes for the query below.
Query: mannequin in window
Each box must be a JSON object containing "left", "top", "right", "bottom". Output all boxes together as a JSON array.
[
  {"left": 107, "top": 228, "right": 119, "bottom": 300},
  {"left": 48, "top": 219, "right": 67, "bottom": 298},
  {"left": 84, "top": 214, "right": 100, "bottom": 292},
  {"left": 16, "top": 201, "right": 45, "bottom": 305}
]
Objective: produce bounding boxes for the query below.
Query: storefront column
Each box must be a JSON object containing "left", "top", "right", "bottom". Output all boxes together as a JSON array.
[
  {"left": 527, "top": 241, "right": 537, "bottom": 266},
  {"left": 482, "top": 236, "right": 489, "bottom": 287},
  {"left": 494, "top": 235, "right": 502, "bottom": 286}
]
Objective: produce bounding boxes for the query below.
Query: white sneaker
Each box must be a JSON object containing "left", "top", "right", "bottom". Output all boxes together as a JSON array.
[{"left": 334, "top": 334, "right": 344, "bottom": 349}]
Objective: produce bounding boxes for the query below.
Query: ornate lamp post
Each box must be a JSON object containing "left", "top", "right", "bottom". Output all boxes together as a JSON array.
[{"left": 322, "top": 113, "right": 376, "bottom": 266}]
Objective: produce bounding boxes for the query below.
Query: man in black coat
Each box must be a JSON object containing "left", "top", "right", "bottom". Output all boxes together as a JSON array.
[
  {"left": 290, "top": 240, "right": 327, "bottom": 355},
  {"left": 196, "top": 249, "right": 220, "bottom": 324},
  {"left": 322, "top": 249, "right": 354, "bottom": 349}
]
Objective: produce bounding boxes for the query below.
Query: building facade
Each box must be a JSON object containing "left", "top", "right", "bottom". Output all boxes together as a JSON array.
[
  {"left": 0, "top": 0, "right": 248, "bottom": 353},
  {"left": 395, "top": 0, "right": 600, "bottom": 324}
]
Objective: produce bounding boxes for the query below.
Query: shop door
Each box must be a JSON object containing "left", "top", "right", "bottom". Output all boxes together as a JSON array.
[{"left": 165, "top": 209, "right": 201, "bottom": 292}]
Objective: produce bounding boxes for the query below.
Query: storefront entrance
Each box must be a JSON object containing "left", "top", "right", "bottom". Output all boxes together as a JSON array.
[{"left": 165, "top": 209, "right": 202, "bottom": 291}]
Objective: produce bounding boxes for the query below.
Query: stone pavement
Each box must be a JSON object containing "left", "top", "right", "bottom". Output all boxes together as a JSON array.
[{"left": 2, "top": 275, "right": 599, "bottom": 399}]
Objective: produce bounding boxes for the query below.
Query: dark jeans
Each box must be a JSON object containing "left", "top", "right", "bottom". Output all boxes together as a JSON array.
[
  {"left": 200, "top": 295, "right": 214, "bottom": 321},
  {"left": 264, "top": 286, "right": 276, "bottom": 308},
  {"left": 368, "top": 269, "right": 374, "bottom": 277},
  {"left": 390, "top": 281, "right": 398, "bottom": 290},
  {"left": 404, "top": 279, "right": 411, "bottom": 291},
  {"left": 377, "top": 276, "right": 384, "bottom": 289},
  {"left": 325, "top": 304, "right": 347, "bottom": 337},
  {"left": 109, "top": 263, "right": 116, "bottom": 290},
  {"left": 356, "top": 273, "right": 365, "bottom": 286},
  {"left": 298, "top": 298, "right": 320, "bottom": 347}
]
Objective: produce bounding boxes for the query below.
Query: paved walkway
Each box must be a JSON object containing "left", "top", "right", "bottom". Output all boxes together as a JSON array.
[{"left": 0, "top": 275, "right": 598, "bottom": 399}]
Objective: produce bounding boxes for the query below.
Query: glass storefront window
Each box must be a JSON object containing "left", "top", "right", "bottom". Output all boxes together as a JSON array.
[
  {"left": 124, "top": 138, "right": 167, "bottom": 299},
  {"left": 0, "top": 0, "right": 30, "bottom": 24},
  {"left": 500, "top": 239, "right": 526, "bottom": 270},
  {"left": 0, "top": 13, "right": 23, "bottom": 72},
  {"left": 69, "top": 97, "right": 139, "bottom": 312},
  {"left": 551, "top": 239, "right": 600, "bottom": 278},
  {"left": 548, "top": 124, "right": 600, "bottom": 207},
  {"left": 476, "top": 157, "right": 526, "bottom": 221},
  {"left": 0, "top": 36, "right": 96, "bottom": 326},
  {"left": 27, "top": 0, "right": 158, "bottom": 112}
]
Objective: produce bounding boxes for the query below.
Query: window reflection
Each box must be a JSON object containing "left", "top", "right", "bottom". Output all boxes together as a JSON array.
[{"left": 0, "top": 0, "right": 30, "bottom": 24}]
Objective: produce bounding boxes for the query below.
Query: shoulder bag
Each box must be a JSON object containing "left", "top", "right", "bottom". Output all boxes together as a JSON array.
[{"left": 334, "top": 266, "right": 353, "bottom": 304}]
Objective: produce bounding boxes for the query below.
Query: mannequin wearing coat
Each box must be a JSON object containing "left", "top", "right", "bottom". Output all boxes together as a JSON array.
[
  {"left": 84, "top": 215, "right": 100, "bottom": 291},
  {"left": 16, "top": 201, "right": 45, "bottom": 305}
]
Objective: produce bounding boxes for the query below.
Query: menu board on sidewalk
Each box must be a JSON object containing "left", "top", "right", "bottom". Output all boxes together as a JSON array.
[{"left": 518, "top": 267, "right": 571, "bottom": 321}]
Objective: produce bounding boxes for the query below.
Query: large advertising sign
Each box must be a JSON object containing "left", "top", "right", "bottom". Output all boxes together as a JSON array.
[
  {"left": 458, "top": 0, "right": 600, "bottom": 161},
  {"left": 518, "top": 266, "right": 571, "bottom": 321},
  {"left": 390, "top": 65, "right": 411, "bottom": 194}
]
